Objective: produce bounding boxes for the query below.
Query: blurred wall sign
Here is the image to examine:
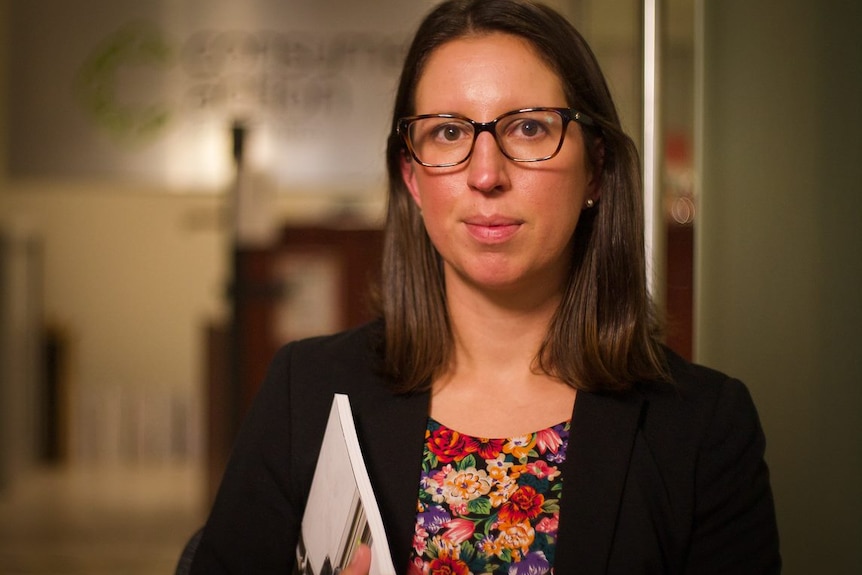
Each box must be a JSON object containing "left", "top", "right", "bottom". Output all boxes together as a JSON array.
[{"left": 6, "top": 0, "right": 430, "bottom": 191}]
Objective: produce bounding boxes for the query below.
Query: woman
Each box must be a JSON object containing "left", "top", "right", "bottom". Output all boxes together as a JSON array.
[{"left": 190, "top": 1, "right": 781, "bottom": 573}]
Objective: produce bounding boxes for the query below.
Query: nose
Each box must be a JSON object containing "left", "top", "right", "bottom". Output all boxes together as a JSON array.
[{"left": 466, "top": 131, "right": 510, "bottom": 194}]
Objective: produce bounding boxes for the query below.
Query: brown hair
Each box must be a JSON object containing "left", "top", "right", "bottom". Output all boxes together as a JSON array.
[{"left": 378, "top": 0, "right": 667, "bottom": 392}]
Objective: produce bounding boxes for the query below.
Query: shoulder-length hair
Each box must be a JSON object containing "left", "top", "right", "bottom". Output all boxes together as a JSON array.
[{"left": 378, "top": 0, "right": 667, "bottom": 393}]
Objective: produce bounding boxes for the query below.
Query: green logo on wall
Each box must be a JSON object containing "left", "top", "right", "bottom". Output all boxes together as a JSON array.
[{"left": 75, "top": 22, "right": 173, "bottom": 144}]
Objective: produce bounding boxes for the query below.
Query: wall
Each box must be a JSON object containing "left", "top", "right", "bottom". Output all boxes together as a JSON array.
[
  {"left": 3, "top": 187, "right": 228, "bottom": 463},
  {"left": 697, "top": 0, "right": 862, "bottom": 572}
]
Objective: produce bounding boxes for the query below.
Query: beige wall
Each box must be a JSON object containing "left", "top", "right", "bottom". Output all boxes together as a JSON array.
[
  {"left": 698, "top": 0, "right": 862, "bottom": 572},
  {"left": 3, "top": 186, "right": 227, "bottom": 462}
]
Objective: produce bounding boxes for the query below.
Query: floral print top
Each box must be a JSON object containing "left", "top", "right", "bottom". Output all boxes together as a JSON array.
[{"left": 407, "top": 418, "right": 570, "bottom": 575}]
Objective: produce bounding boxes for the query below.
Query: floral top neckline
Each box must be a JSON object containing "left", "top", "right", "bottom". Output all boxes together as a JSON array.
[{"left": 408, "top": 417, "right": 571, "bottom": 575}]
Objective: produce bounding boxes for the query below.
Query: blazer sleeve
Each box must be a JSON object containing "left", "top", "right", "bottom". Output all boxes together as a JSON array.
[
  {"left": 189, "top": 344, "right": 315, "bottom": 574},
  {"left": 684, "top": 377, "right": 781, "bottom": 574}
]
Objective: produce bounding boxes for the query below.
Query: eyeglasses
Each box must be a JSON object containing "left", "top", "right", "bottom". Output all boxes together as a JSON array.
[{"left": 397, "top": 107, "right": 595, "bottom": 168}]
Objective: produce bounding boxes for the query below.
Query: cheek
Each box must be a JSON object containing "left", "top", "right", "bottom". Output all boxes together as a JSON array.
[
  {"left": 417, "top": 196, "right": 454, "bottom": 243},
  {"left": 527, "top": 174, "right": 587, "bottom": 238},
  {"left": 412, "top": 174, "right": 458, "bottom": 216}
]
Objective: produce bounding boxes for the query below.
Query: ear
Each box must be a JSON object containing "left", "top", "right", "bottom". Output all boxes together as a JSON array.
[{"left": 400, "top": 153, "right": 423, "bottom": 209}]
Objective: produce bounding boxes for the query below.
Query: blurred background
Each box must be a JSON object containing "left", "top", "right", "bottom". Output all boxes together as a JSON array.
[{"left": 0, "top": 0, "right": 859, "bottom": 574}]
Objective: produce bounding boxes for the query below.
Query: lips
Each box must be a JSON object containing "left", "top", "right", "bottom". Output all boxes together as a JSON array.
[{"left": 463, "top": 216, "right": 523, "bottom": 243}]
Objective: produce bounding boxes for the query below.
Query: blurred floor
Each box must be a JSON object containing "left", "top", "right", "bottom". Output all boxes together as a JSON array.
[{"left": 0, "top": 463, "right": 206, "bottom": 575}]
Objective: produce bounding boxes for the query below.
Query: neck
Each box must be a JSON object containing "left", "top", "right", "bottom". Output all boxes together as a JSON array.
[
  {"left": 431, "top": 280, "right": 577, "bottom": 437},
  {"left": 441, "top": 275, "right": 562, "bottom": 387}
]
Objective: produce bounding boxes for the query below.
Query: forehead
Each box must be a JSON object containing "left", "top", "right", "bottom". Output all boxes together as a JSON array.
[{"left": 414, "top": 32, "right": 566, "bottom": 116}]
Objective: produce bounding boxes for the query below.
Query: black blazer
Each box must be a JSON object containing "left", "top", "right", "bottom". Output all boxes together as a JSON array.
[{"left": 191, "top": 322, "right": 780, "bottom": 574}]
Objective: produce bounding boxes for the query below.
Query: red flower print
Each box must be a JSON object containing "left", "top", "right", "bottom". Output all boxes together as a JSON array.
[
  {"left": 535, "top": 515, "right": 559, "bottom": 534},
  {"left": 428, "top": 557, "right": 470, "bottom": 575},
  {"left": 408, "top": 557, "right": 426, "bottom": 575},
  {"left": 525, "top": 459, "right": 560, "bottom": 480},
  {"left": 464, "top": 436, "right": 506, "bottom": 459},
  {"left": 428, "top": 428, "right": 469, "bottom": 463},
  {"left": 498, "top": 485, "right": 545, "bottom": 523},
  {"left": 535, "top": 428, "right": 563, "bottom": 454},
  {"left": 443, "top": 518, "right": 475, "bottom": 544}
]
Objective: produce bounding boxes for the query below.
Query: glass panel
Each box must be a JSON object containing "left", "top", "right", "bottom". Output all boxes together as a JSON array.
[{"left": 660, "top": 0, "right": 696, "bottom": 359}]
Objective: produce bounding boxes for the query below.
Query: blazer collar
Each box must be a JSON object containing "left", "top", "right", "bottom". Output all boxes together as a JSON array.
[
  {"left": 353, "top": 388, "right": 431, "bottom": 572},
  {"left": 555, "top": 389, "right": 645, "bottom": 574}
]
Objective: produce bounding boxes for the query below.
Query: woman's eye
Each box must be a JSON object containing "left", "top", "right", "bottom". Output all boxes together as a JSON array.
[
  {"left": 433, "top": 123, "right": 469, "bottom": 142},
  {"left": 514, "top": 119, "right": 546, "bottom": 138}
]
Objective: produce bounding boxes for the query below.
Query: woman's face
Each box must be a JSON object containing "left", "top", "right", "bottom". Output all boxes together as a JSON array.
[{"left": 401, "top": 33, "right": 596, "bottom": 300}]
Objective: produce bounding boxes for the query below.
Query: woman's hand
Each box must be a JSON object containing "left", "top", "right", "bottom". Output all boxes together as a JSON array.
[{"left": 341, "top": 544, "right": 371, "bottom": 575}]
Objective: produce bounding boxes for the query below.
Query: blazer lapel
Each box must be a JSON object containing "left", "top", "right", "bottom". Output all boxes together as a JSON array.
[
  {"left": 555, "top": 390, "right": 645, "bottom": 574},
  {"left": 352, "top": 388, "right": 431, "bottom": 572}
]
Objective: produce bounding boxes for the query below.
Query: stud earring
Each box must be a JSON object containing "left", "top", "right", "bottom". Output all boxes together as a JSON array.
[{"left": 585, "top": 198, "right": 595, "bottom": 208}]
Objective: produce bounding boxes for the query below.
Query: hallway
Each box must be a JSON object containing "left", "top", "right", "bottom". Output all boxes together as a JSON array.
[{"left": 0, "top": 464, "right": 206, "bottom": 574}]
